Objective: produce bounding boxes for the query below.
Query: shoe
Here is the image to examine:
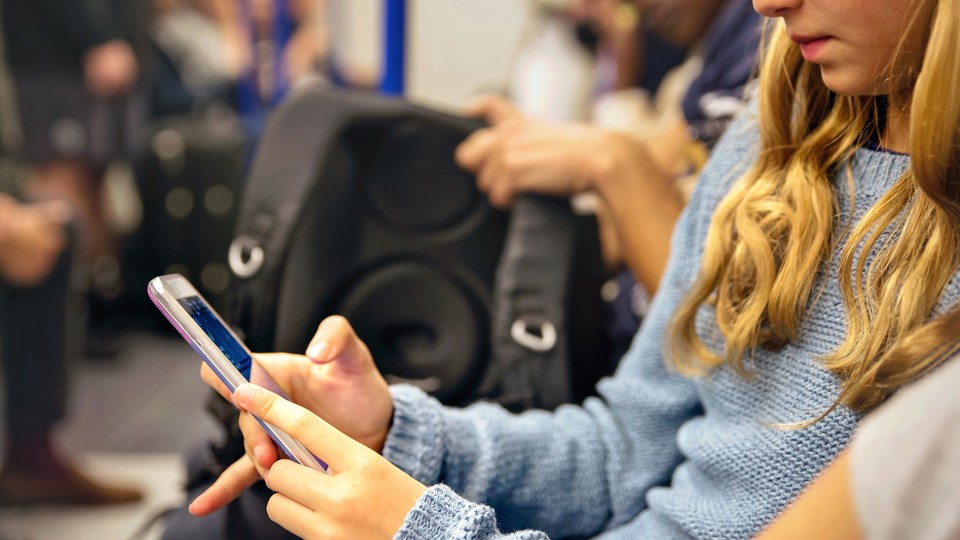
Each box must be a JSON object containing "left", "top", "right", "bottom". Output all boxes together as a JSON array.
[{"left": 0, "top": 462, "right": 143, "bottom": 506}]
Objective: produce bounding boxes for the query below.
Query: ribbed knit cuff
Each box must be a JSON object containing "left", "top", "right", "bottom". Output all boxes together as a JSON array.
[
  {"left": 383, "top": 384, "right": 446, "bottom": 485},
  {"left": 395, "top": 484, "right": 498, "bottom": 540}
]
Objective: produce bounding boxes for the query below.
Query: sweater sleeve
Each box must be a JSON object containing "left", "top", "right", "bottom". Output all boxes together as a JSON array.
[
  {"left": 383, "top": 111, "right": 760, "bottom": 538},
  {"left": 396, "top": 485, "right": 548, "bottom": 540}
]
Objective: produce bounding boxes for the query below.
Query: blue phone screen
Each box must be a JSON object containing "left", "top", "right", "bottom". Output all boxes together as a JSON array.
[{"left": 179, "top": 296, "right": 251, "bottom": 380}]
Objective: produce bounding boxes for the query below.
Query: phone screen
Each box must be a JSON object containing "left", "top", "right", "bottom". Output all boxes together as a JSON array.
[{"left": 178, "top": 296, "right": 252, "bottom": 380}]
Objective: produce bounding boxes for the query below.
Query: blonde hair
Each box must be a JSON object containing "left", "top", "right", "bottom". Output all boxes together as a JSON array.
[{"left": 669, "top": 0, "right": 960, "bottom": 414}]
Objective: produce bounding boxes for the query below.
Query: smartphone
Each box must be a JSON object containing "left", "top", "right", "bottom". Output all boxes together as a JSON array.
[{"left": 148, "top": 273, "right": 327, "bottom": 472}]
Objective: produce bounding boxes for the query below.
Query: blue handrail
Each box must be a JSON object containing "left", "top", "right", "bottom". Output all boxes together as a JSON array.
[{"left": 380, "top": 0, "right": 407, "bottom": 96}]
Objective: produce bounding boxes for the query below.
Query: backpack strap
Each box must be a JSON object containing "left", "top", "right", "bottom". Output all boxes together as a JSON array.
[{"left": 481, "top": 195, "right": 577, "bottom": 410}]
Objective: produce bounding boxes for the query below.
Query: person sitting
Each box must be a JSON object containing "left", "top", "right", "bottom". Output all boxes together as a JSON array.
[{"left": 456, "top": 0, "right": 762, "bottom": 296}]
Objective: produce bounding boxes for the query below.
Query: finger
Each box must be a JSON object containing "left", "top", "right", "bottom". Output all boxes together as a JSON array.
[
  {"left": 188, "top": 457, "right": 261, "bottom": 517},
  {"left": 501, "top": 147, "right": 570, "bottom": 196},
  {"left": 462, "top": 94, "right": 501, "bottom": 118},
  {"left": 239, "top": 411, "right": 280, "bottom": 471},
  {"left": 265, "top": 492, "right": 323, "bottom": 540},
  {"left": 304, "top": 316, "right": 373, "bottom": 375},
  {"left": 474, "top": 120, "right": 529, "bottom": 196},
  {"left": 233, "top": 384, "right": 362, "bottom": 468},
  {"left": 488, "top": 183, "right": 517, "bottom": 209},
  {"left": 463, "top": 94, "right": 518, "bottom": 124},
  {"left": 249, "top": 352, "right": 299, "bottom": 391},
  {"left": 200, "top": 363, "right": 235, "bottom": 404},
  {"left": 454, "top": 127, "right": 499, "bottom": 172},
  {"left": 481, "top": 139, "right": 518, "bottom": 208},
  {"left": 262, "top": 459, "right": 329, "bottom": 509},
  {"left": 305, "top": 315, "right": 352, "bottom": 362},
  {"left": 476, "top": 133, "right": 512, "bottom": 197}
]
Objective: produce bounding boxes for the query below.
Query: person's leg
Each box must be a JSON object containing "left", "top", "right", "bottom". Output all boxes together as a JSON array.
[
  {"left": 0, "top": 224, "right": 72, "bottom": 449},
  {"left": 0, "top": 229, "right": 141, "bottom": 505}
]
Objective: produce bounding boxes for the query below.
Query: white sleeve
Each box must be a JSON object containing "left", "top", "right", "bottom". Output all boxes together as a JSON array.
[{"left": 850, "top": 354, "right": 960, "bottom": 540}]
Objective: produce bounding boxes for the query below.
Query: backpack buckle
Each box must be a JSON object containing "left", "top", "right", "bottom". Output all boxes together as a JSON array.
[
  {"left": 510, "top": 317, "right": 558, "bottom": 353},
  {"left": 228, "top": 234, "right": 265, "bottom": 279}
]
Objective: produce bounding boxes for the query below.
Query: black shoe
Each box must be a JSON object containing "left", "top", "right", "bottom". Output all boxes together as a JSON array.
[{"left": 0, "top": 462, "right": 143, "bottom": 506}]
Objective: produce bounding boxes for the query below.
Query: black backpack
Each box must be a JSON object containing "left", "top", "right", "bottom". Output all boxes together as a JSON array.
[{"left": 225, "top": 84, "right": 611, "bottom": 408}]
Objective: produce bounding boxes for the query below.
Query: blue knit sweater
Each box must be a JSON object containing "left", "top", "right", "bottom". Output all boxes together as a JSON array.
[{"left": 381, "top": 111, "right": 960, "bottom": 539}]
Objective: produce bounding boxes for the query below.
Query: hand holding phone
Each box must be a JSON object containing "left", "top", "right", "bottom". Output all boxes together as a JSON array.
[{"left": 148, "top": 273, "right": 327, "bottom": 472}]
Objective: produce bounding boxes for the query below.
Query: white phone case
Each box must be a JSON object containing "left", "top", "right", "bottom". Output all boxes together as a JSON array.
[{"left": 148, "top": 273, "right": 327, "bottom": 472}]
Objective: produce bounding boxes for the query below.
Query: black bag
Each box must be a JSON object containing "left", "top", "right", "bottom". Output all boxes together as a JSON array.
[
  {"left": 225, "top": 85, "right": 612, "bottom": 407},
  {"left": 226, "top": 85, "right": 511, "bottom": 405}
]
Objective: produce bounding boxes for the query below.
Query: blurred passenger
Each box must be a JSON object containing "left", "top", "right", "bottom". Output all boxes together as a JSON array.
[
  {"left": 149, "top": 0, "right": 249, "bottom": 116},
  {"left": 0, "top": 194, "right": 142, "bottom": 505},
  {"left": 151, "top": 0, "right": 328, "bottom": 116},
  {"left": 207, "top": 0, "right": 328, "bottom": 157},
  {"left": 1, "top": 0, "right": 149, "bottom": 356},
  {"left": 567, "top": 0, "right": 687, "bottom": 100},
  {"left": 458, "top": 0, "right": 761, "bottom": 358}
]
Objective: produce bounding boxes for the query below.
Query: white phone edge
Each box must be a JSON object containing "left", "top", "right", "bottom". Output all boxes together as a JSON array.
[{"left": 148, "top": 274, "right": 327, "bottom": 472}]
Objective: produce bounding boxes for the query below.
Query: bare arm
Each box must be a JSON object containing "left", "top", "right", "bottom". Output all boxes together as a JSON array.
[
  {"left": 586, "top": 132, "right": 684, "bottom": 293},
  {"left": 755, "top": 452, "right": 862, "bottom": 540},
  {"left": 457, "top": 97, "right": 691, "bottom": 293}
]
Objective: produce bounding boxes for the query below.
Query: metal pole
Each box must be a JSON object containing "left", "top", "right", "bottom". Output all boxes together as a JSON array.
[{"left": 380, "top": 0, "right": 407, "bottom": 95}]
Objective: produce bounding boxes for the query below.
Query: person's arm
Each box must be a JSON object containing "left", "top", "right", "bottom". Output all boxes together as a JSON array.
[
  {"left": 588, "top": 131, "right": 685, "bottom": 292},
  {"left": 190, "top": 323, "right": 553, "bottom": 539},
  {"left": 0, "top": 194, "right": 16, "bottom": 240},
  {"left": 21, "top": 0, "right": 137, "bottom": 96},
  {"left": 456, "top": 116, "right": 684, "bottom": 292},
  {"left": 755, "top": 452, "right": 862, "bottom": 540},
  {"left": 848, "top": 351, "right": 960, "bottom": 540}
]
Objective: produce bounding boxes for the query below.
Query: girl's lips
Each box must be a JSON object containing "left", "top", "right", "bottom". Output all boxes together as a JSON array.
[{"left": 790, "top": 34, "right": 832, "bottom": 62}]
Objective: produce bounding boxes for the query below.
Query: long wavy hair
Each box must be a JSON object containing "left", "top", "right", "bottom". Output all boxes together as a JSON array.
[{"left": 669, "top": 0, "right": 960, "bottom": 414}]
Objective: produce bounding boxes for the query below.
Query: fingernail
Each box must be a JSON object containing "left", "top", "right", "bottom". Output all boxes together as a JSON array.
[
  {"left": 234, "top": 384, "right": 256, "bottom": 405},
  {"left": 253, "top": 445, "right": 263, "bottom": 460},
  {"left": 306, "top": 341, "right": 329, "bottom": 362}
]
